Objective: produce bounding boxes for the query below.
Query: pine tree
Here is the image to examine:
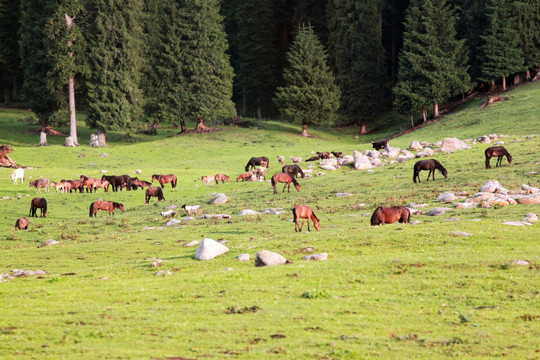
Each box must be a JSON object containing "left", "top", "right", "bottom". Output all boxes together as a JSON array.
[
  {"left": 511, "top": 0, "right": 540, "bottom": 79},
  {"left": 327, "top": 0, "right": 389, "bottom": 134},
  {"left": 84, "top": 0, "right": 145, "bottom": 142},
  {"left": 480, "top": 0, "right": 523, "bottom": 91},
  {"left": 0, "top": 0, "right": 22, "bottom": 104},
  {"left": 274, "top": 24, "right": 340, "bottom": 137},
  {"left": 393, "top": 0, "right": 470, "bottom": 121}
]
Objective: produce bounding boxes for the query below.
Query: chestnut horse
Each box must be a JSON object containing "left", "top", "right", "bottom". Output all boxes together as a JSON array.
[
  {"left": 245, "top": 157, "right": 269, "bottom": 171},
  {"left": 152, "top": 174, "right": 177, "bottom": 188},
  {"left": 371, "top": 206, "right": 410, "bottom": 226},
  {"left": 80, "top": 175, "right": 100, "bottom": 193},
  {"left": 201, "top": 175, "right": 214, "bottom": 186},
  {"left": 292, "top": 205, "right": 320, "bottom": 232},
  {"left": 485, "top": 146, "right": 512, "bottom": 169},
  {"left": 93, "top": 179, "right": 110, "bottom": 192},
  {"left": 215, "top": 174, "right": 230, "bottom": 184},
  {"left": 413, "top": 159, "right": 448, "bottom": 183},
  {"left": 282, "top": 164, "right": 305, "bottom": 178},
  {"left": 271, "top": 173, "right": 300, "bottom": 194},
  {"left": 15, "top": 217, "right": 29, "bottom": 230},
  {"left": 29, "top": 197, "right": 47, "bottom": 217},
  {"left": 61, "top": 179, "right": 83, "bottom": 193},
  {"left": 89, "top": 200, "right": 125, "bottom": 217},
  {"left": 131, "top": 178, "right": 151, "bottom": 189},
  {"left": 145, "top": 186, "right": 165, "bottom": 204},
  {"left": 236, "top": 172, "right": 253, "bottom": 182}
]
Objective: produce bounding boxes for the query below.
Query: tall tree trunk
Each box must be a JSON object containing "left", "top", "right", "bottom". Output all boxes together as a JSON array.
[
  {"left": 490, "top": 80, "right": 495, "bottom": 90},
  {"left": 525, "top": 69, "right": 531, "bottom": 79},
  {"left": 410, "top": 115, "right": 414, "bottom": 128},
  {"left": 422, "top": 109, "right": 427, "bottom": 123},
  {"left": 433, "top": 103, "right": 439, "bottom": 118},
  {"left": 257, "top": 100, "right": 262, "bottom": 120},
  {"left": 242, "top": 88, "right": 247, "bottom": 116},
  {"left": 301, "top": 123, "right": 309, "bottom": 137},
  {"left": 97, "top": 129, "right": 107, "bottom": 147},
  {"left": 358, "top": 121, "right": 367, "bottom": 134},
  {"left": 502, "top": 76, "right": 507, "bottom": 91},
  {"left": 66, "top": 14, "right": 78, "bottom": 146}
]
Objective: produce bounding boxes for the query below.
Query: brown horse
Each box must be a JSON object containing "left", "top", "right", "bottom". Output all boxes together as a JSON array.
[
  {"left": 50, "top": 181, "right": 65, "bottom": 193},
  {"left": 271, "top": 173, "right": 300, "bottom": 194},
  {"left": 317, "top": 151, "right": 332, "bottom": 159},
  {"left": 131, "top": 178, "right": 151, "bottom": 189},
  {"left": 413, "top": 159, "right": 448, "bottom": 183},
  {"left": 331, "top": 151, "right": 344, "bottom": 158},
  {"left": 29, "top": 178, "right": 50, "bottom": 193},
  {"left": 145, "top": 186, "right": 165, "bottom": 204},
  {"left": 236, "top": 172, "right": 253, "bottom": 182},
  {"left": 29, "top": 198, "right": 47, "bottom": 217},
  {"left": 282, "top": 164, "right": 305, "bottom": 178},
  {"left": 80, "top": 175, "right": 100, "bottom": 193},
  {"left": 93, "top": 179, "right": 110, "bottom": 192},
  {"left": 61, "top": 179, "right": 84, "bottom": 193},
  {"left": 201, "top": 175, "right": 214, "bottom": 186},
  {"left": 485, "top": 146, "right": 512, "bottom": 169},
  {"left": 15, "top": 217, "right": 29, "bottom": 230},
  {"left": 292, "top": 205, "right": 320, "bottom": 232},
  {"left": 89, "top": 200, "right": 125, "bottom": 217},
  {"left": 215, "top": 174, "right": 230, "bottom": 184},
  {"left": 152, "top": 174, "right": 177, "bottom": 188},
  {"left": 371, "top": 206, "right": 410, "bottom": 226},
  {"left": 245, "top": 157, "right": 269, "bottom": 171}
]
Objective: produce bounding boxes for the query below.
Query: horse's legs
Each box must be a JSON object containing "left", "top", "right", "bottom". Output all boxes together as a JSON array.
[
  {"left": 496, "top": 155, "right": 503, "bottom": 167},
  {"left": 485, "top": 156, "right": 491, "bottom": 169},
  {"left": 426, "top": 170, "right": 431, "bottom": 181}
]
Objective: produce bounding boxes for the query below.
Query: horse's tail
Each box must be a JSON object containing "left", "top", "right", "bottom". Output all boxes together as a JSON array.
[
  {"left": 159, "top": 188, "right": 165, "bottom": 200},
  {"left": 172, "top": 176, "right": 177, "bottom": 188},
  {"left": 42, "top": 198, "right": 47, "bottom": 216},
  {"left": 292, "top": 207, "right": 297, "bottom": 222},
  {"left": 89, "top": 202, "right": 94, "bottom": 217},
  {"left": 370, "top": 207, "right": 381, "bottom": 226},
  {"left": 271, "top": 176, "right": 276, "bottom": 187}
]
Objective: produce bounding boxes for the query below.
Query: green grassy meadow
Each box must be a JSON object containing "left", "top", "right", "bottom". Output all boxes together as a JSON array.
[{"left": 0, "top": 82, "right": 539, "bottom": 359}]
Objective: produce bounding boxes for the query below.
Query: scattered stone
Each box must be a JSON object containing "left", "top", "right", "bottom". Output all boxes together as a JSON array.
[
  {"left": 406, "top": 203, "right": 428, "bottom": 208},
  {"left": 370, "top": 158, "right": 383, "bottom": 167},
  {"left": 165, "top": 205, "right": 179, "bottom": 210},
  {"left": 456, "top": 202, "right": 477, "bottom": 209},
  {"left": 410, "top": 220, "right": 422, "bottom": 225},
  {"left": 100, "top": 153, "right": 108, "bottom": 157},
  {"left": 409, "top": 140, "right": 423, "bottom": 151},
  {"left": 151, "top": 259, "right": 163, "bottom": 267},
  {"left": 194, "top": 238, "right": 229, "bottom": 260},
  {"left": 451, "top": 231, "right": 471, "bottom": 237},
  {"left": 261, "top": 208, "right": 284, "bottom": 215},
  {"left": 353, "top": 154, "right": 373, "bottom": 170},
  {"left": 501, "top": 221, "right": 528, "bottom": 226},
  {"left": 440, "top": 138, "right": 470, "bottom": 153},
  {"left": 320, "top": 158, "right": 338, "bottom": 167},
  {"left": 517, "top": 193, "right": 540, "bottom": 205},
  {"left": 183, "top": 240, "right": 199, "bottom": 247},
  {"left": 363, "top": 150, "right": 380, "bottom": 158},
  {"left": 182, "top": 216, "right": 196, "bottom": 221},
  {"left": 100, "top": 170, "right": 108, "bottom": 174},
  {"left": 320, "top": 164, "right": 338, "bottom": 171},
  {"left": 316, "top": 172, "right": 326, "bottom": 176},
  {"left": 493, "top": 141, "right": 504, "bottom": 146},
  {"left": 523, "top": 213, "right": 537, "bottom": 222},
  {"left": 161, "top": 210, "right": 177, "bottom": 218},
  {"left": 477, "top": 135, "right": 491, "bottom": 144},
  {"left": 135, "top": 169, "right": 142, "bottom": 174},
  {"left": 255, "top": 250, "right": 288, "bottom": 267},
  {"left": 436, "top": 191, "right": 457, "bottom": 202},
  {"left": 154, "top": 270, "right": 172, "bottom": 276},
  {"left": 166, "top": 219, "right": 181, "bottom": 226},
  {"left": 202, "top": 214, "right": 232, "bottom": 219},
  {"left": 39, "top": 239, "right": 60, "bottom": 248},
  {"left": 336, "top": 193, "right": 352, "bottom": 197},
  {"left": 380, "top": 146, "right": 401, "bottom": 159},
  {"left": 239, "top": 209, "right": 261, "bottom": 216},
  {"left": 426, "top": 207, "right": 450, "bottom": 216},
  {"left": 209, "top": 193, "right": 228, "bottom": 205},
  {"left": 416, "top": 148, "right": 434, "bottom": 158},
  {"left": 236, "top": 254, "right": 250, "bottom": 261},
  {"left": 480, "top": 180, "right": 508, "bottom": 194},
  {"left": 446, "top": 218, "right": 460, "bottom": 221},
  {"left": 513, "top": 260, "right": 530, "bottom": 266},
  {"left": 302, "top": 253, "right": 328, "bottom": 261},
  {"left": 433, "top": 141, "right": 443, "bottom": 147}
]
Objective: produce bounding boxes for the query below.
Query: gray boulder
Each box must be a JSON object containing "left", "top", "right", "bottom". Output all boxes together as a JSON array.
[
  {"left": 302, "top": 253, "right": 328, "bottom": 261},
  {"left": 436, "top": 191, "right": 457, "bottom": 203},
  {"left": 209, "top": 193, "right": 228, "bottom": 205},
  {"left": 255, "top": 250, "right": 288, "bottom": 267},
  {"left": 239, "top": 209, "right": 261, "bottom": 216},
  {"left": 354, "top": 154, "right": 373, "bottom": 170},
  {"left": 194, "top": 238, "right": 229, "bottom": 260},
  {"left": 479, "top": 180, "right": 508, "bottom": 194},
  {"left": 409, "top": 140, "right": 423, "bottom": 151},
  {"left": 440, "top": 138, "right": 470, "bottom": 153},
  {"left": 236, "top": 254, "right": 250, "bottom": 261}
]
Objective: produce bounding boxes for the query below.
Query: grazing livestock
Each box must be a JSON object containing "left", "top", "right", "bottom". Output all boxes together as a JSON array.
[
  {"left": 317, "top": 152, "right": 332, "bottom": 159},
  {"left": 485, "top": 146, "right": 512, "bottom": 169},
  {"left": 271, "top": 173, "right": 300, "bottom": 194},
  {"left": 252, "top": 167, "right": 266, "bottom": 181},
  {"left": 214, "top": 174, "right": 229, "bottom": 184},
  {"left": 50, "top": 181, "right": 65, "bottom": 193},
  {"left": 182, "top": 204, "right": 201, "bottom": 216},
  {"left": 372, "top": 139, "right": 389, "bottom": 150},
  {"left": 236, "top": 172, "right": 253, "bottom": 182},
  {"left": 130, "top": 178, "right": 151, "bottom": 189},
  {"left": 61, "top": 179, "right": 83, "bottom": 193},
  {"left": 89, "top": 200, "right": 125, "bottom": 217},
  {"left": 282, "top": 164, "right": 305, "bottom": 178},
  {"left": 305, "top": 155, "right": 320, "bottom": 162},
  {"left": 10, "top": 168, "right": 24, "bottom": 184},
  {"left": 80, "top": 175, "right": 100, "bottom": 193},
  {"left": 101, "top": 175, "right": 132, "bottom": 192},
  {"left": 245, "top": 157, "right": 269, "bottom": 172},
  {"left": 413, "top": 159, "right": 448, "bottom": 183},
  {"left": 201, "top": 175, "right": 214, "bottom": 186},
  {"left": 15, "top": 217, "right": 29, "bottom": 231},
  {"left": 145, "top": 186, "right": 165, "bottom": 204},
  {"left": 151, "top": 174, "right": 177, "bottom": 188},
  {"left": 331, "top": 151, "right": 344, "bottom": 158},
  {"left": 292, "top": 205, "right": 320, "bottom": 232},
  {"left": 29, "top": 178, "right": 50, "bottom": 193},
  {"left": 29, "top": 198, "right": 47, "bottom": 217},
  {"left": 371, "top": 206, "right": 410, "bottom": 226},
  {"left": 277, "top": 155, "right": 285, "bottom": 165},
  {"left": 290, "top": 156, "right": 302, "bottom": 163}
]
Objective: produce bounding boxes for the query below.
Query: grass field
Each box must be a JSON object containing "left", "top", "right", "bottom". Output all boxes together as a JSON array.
[{"left": 0, "top": 82, "right": 539, "bottom": 359}]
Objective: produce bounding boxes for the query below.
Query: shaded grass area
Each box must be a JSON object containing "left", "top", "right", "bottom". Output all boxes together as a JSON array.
[{"left": 0, "top": 82, "right": 539, "bottom": 359}]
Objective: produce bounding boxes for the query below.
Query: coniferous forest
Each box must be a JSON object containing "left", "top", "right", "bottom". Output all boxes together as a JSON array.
[{"left": 1, "top": 0, "right": 539, "bottom": 139}]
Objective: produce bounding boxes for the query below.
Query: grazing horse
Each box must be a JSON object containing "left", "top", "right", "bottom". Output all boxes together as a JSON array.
[
  {"left": 101, "top": 175, "right": 132, "bottom": 192},
  {"left": 245, "top": 157, "right": 269, "bottom": 171},
  {"left": 292, "top": 205, "right": 320, "bottom": 232},
  {"left": 89, "top": 200, "right": 125, "bottom": 217},
  {"left": 201, "top": 175, "right": 214, "bottom": 186},
  {"left": 317, "top": 151, "right": 332, "bottom": 159},
  {"left": 145, "top": 186, "right": 165, "bottom": 204},
  {"left": 29, "top": 178, "right": 50, "bottom": 193},
  {"left": 485, "top": 146, "right": 512, "bottom": 169},
  {"left": 282, "top": 164, "right": 305, "bottom": 178},
  {"left": 15, "top": 217, "right": 29, "bottom": 231},
  {"left": 271, "top": 173, "right": 300, "bottom": 194},
  {"left": 236, "top": 172, "right": 253, "bottom": 182},
  {"left": 413, "top": 159, "right": 448, "bottom": 183},
  {"left": 305, "top": 155, "right": 320, "bottom": 162},
  {"left": 331, "top": 151, "right": 344, "bottom": 158},
  {"left": 29, "top": 197, "right": 47, "bottom": 217},
  {"left": 372, "top": 139, "right": 389, "bottom": 150},
  {"left": 61, "top": 179, "right": 83, "bottom": 193},
  {"left": 10, "top": 168, "right": 24, "bottom": 184},
  {"left": 371, "top": 206, "right": 410, "bottom": 226},
  {"left": 80, "top": 175, "right": 100, "bottom": 193},
  {"left": 50, "top": 181, "right": 65, "bottom": 193},
  {"left": 131, "top": 178, "right": 151, "bottom": 189},
  {"left": 93, "top": 179, "right": 110, "bottom": 192},
  {"left": 214, "top": 174, "right": 230, "bottom": 184},
  {"left": 252, "top": 167, "right": 266, "bottom": 181},
  {"left": 151, "top": 174, "right": 177, "bottom": 188}
]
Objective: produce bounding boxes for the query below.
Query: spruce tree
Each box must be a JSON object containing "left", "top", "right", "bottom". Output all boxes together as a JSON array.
[
  {"left": 393, "top": 0, "right": 469, "bottom": 121},
  {"left": 327, "top": 0, "right": 388, "bottom": 134},
  {"left": 274, "top": 24, "right": 340, "bottom": 137},
  {"left": 84, "top": 0, "right": 144, "bottom": 139},
  {"left": 511, "top": 0, "right": 540, "bottom": 79},
  {"left": 480, "top": 0, "right": 523, "bottom": 91},
  {"left": 0, "top": 0, "right": 22, "bottom": 104}
]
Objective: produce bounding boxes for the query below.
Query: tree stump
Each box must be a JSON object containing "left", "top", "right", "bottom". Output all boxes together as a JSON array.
[
  {"left": 90, "top": 134, "right": 100, "bottom": 147},
  {"left": 39, "top": 132, "right": 48, "bottom": 146},
  {"left": 97, "top": 129, "right": 107, "bottom": 147},
  {"left": 64, "top": 136, "right": 77, "bottom": 147}
]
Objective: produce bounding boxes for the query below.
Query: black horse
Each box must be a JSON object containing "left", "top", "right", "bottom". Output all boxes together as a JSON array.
[
  {"left": 413, "top": 159, "right": 448, "bottom": 183},
  {"left": 29, "top": 197, "right": 47, "bottom": 217},
  {"left": 282, "top": 164, "right": 305, "bottom": 178},
  {"left": 101, "top": 175, "right": 132, "bottom": 192},
  {"left": 485, "top": 146, "right": 512, "bottom": 169},
  {"left": 245, "top": 156, "right": 269, "bottom": 172},
  {"left": 372, "top": 139, "right": 389, "bottom": 150}
]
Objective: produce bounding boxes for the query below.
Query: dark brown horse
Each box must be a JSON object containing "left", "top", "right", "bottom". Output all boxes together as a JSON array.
[
  {"left": 413, "top": 159, "right": 448, "bottom": 183},
  {"left": 101, "top": 175, "right": 132, "bottom": 192},
  {"left": 29, "top": 197, "right": 47, "bottom": 217},
  {"left": 89, "top": 200, "right": 125, "bottom": 217},
  {"left": 372, "top": 139, "right": 389, "bottom": 150},
  {"left": 317, "top": 151, "right": 332, "bottom": 159},
  {"left": 214, "top": 174, "right": 230, "bottom": 184},
  {"left": 15, "top": 217, "right": 29, "bottom": 230},
  {"left": 152, "top": 174, "right": 177, "bottom": 188},
  {"left": 292, "top": 205, "right": 320, "bottom": 232},
  {"left": 245, "top": 157, "right": 269, "bottom": 171},
  {"left": 282, "top": 164, "right": 305, "bottom": 178},
  {"left": 331, "top": 151, "right": 344, "bottom": 158},
  {"left": 145, "top": 186, "right": 165, "bottom": 204},
  {"left": 485, "top": 146, "right": 512, "bottom": 169},
  {"left": 371, "top": 206, "right": 410, "bottom": 226},
  {"left": 271, "top": 173, "right": 300, "bottom": 194}
]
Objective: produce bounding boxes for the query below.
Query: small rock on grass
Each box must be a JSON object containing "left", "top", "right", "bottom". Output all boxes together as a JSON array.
[
  {"left": 451, "top": 231, "right": 471, "bottom": 237},
  {"left": 255, "top": 250, "right": 288, "bottom": 267},
  {"left": 236, "top": 254, "right": 250, "bottom": 261},
  {"left": 513, "top": 260, "right": 530, "bottom": 266},
  {"left": 194, "top": 238, "right": 229, "bottom": 260},
  {"left": 302, "top": 253, "right": 328, "bottom": 261},
  {"left": 154, "top": 270, "right": 172, "bottom": 276},
  {"left": 523, "top": 213, "right": 537, "bottom": 222},
  {"left": 39, "top": 239, "right": 60, "bottom": 248},
  {"left": 184, "top": 240, "right": 199, "bottom": 247}
]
